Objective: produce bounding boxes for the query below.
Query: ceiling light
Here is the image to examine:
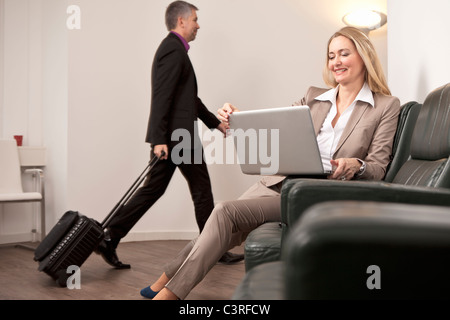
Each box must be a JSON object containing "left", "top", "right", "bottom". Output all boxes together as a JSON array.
[{"left": 342, "top": 10, "right": 387, "bottom": 32}]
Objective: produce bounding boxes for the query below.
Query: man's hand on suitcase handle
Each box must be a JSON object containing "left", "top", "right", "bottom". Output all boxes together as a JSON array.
[{"left": 153, "top": 144, "right": 168, "bottom": 160}]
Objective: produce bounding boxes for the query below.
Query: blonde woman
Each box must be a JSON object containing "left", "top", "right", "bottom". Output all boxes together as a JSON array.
[{"left": 141, "top": 27, "right": 401, "bottom": 300}]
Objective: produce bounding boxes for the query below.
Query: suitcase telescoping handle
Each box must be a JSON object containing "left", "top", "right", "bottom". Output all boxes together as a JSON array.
[{"left": 100, "top": 151, "right": 165, "bottom": 228}]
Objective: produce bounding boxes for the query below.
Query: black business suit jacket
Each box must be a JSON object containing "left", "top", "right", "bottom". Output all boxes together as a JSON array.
[{"left": 146, "top": 32, "right": 220, "bottom": 149}]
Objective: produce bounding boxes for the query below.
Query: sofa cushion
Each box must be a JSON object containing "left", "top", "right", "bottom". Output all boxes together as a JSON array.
[
  {"left": 244, "top": 222, "right": 282, "bottom": 272},
  {"left": 232, "top": 261, "right": 285, "bottom": 300}
]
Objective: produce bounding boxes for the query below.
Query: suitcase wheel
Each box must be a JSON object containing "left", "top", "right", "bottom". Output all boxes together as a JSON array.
[{"left": 55, "top": 269, "right": 69, "bottom": 287}]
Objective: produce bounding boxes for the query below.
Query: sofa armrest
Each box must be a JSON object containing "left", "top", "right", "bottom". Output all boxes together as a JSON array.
[
  {"left": 281, "top": 179, "right": 450, "bottom": 239},
  {"left": 283, "top": 201, "right": 450, "bottom": 299}
]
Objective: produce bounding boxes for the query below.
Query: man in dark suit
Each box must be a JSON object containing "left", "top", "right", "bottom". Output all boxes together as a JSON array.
[{"left": 97, "top": 1, "right": 243, "bottom": 268}]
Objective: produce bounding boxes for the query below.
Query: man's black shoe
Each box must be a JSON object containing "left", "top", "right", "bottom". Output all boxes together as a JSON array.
[
  {"left": 96, "top": 239, "right": 131, "bottom": 269},
  {"left": 218, "top": 251, "right": 245, "bottom": 264}
]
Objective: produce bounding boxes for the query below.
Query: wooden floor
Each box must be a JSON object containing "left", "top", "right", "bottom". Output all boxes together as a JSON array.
[{"left": 0, "top": 240, "right": 245, "bottom": 300}]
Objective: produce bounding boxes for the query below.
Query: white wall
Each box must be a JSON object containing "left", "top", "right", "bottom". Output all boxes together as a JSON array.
[
  {"left": 0, "top": 0, "right": 48, "bottom": 242},
  {"left": 41, "top": 0, "right": 69, "bottom": 242},
  {"left": 388, "top": 0, "right": 450, "bottom": 104},
  {"left": 1, "top": 0, "right": 388, "bottom": 243},
  {"left": 0, "top": 0, "right": 69, "bottom": 243}
]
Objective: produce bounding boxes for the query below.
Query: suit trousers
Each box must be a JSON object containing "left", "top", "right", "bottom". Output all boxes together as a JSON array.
[
  {"left": 107, "top": 148, "right": 214, "bottom": 240},
  {"left": 163, "top": 179, "right": 282, "bottom": 299}
]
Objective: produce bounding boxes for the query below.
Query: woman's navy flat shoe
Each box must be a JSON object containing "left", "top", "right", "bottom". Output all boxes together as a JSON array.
[{"left": 140, "top": 286, "right": 159, "bottom": 299}]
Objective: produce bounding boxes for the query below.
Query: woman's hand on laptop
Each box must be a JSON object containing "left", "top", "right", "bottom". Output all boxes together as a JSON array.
[{"left": 218, "top": 103, "right": 240, "bottom": 126}]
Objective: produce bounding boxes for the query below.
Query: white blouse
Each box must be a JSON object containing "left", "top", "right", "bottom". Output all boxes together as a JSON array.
[{"left": 314, "top": 83, "right": 374, "bottom": 171}]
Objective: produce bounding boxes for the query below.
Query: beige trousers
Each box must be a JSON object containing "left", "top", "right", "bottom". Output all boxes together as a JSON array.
[{"left": 164, "top": 179, "right": 282, "bottom": 299}]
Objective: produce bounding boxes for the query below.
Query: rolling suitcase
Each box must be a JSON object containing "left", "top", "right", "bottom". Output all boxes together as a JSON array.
[{"left": 34, "top": 154, "right": 162, "bottom": 286}]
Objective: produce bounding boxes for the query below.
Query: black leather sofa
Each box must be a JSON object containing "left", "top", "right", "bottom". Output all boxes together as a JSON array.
[
  {"left": 233, "top": 83, "right": 450, "bottom": 299},
  {"left": 236, "top": 200, "right": 450, "bottom": 299}
]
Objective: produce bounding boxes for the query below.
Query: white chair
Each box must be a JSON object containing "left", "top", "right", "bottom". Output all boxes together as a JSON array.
[{"left": 0, "top": 139, "right": 45, "bottom": 242}]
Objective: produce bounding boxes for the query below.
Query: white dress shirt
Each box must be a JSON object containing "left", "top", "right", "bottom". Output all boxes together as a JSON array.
[{"left": 314, "top": 83, "right": 374, "bottom": 171}]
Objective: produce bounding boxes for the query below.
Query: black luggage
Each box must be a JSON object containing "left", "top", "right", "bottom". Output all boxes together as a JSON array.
[{"left": 34, "top": 155, "right": 161, "bottom": 286}]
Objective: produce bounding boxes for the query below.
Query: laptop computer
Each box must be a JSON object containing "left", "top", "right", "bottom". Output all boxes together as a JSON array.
[{"left": 228, "top": 106, "right": 332, "bottom": 176}]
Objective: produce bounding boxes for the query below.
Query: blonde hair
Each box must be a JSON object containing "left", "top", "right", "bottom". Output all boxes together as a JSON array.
[{"left": 323, "top": 27, "right": 391, "bottom": 96}]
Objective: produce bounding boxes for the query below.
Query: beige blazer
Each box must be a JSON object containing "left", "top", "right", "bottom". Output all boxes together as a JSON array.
[{"left": 261, "top": 86, "right": 401, "bottom": 187}]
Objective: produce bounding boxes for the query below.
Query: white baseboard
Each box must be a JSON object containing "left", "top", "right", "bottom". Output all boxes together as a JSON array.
[{"left": 0, "top": 232, "right": 40, "bottom": 244}]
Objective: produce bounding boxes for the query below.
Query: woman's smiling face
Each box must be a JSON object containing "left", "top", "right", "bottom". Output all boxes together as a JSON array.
[{"left": 328, "top": 36, "right": 366, "bottom": 86}]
